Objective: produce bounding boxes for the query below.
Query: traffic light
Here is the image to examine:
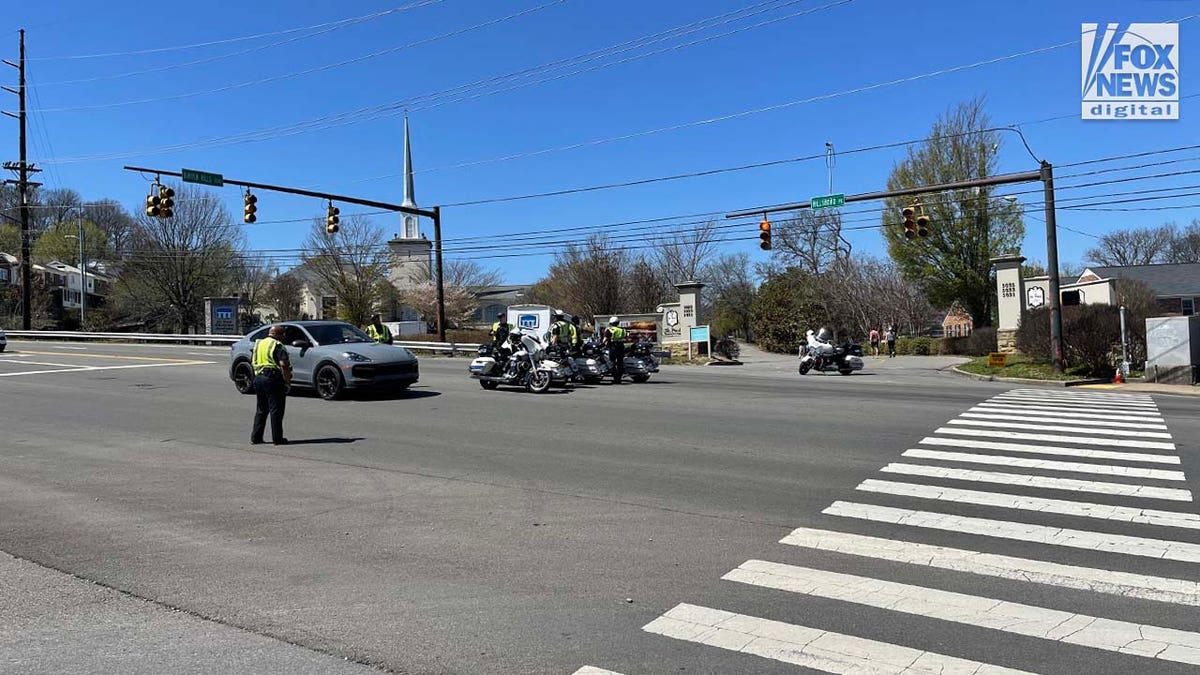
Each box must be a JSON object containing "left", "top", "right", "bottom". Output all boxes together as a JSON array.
[
  {"left": 158, "top": 185, "right": 174, "bottom": 219},
  {"left": 902, "top": 204, "right": 917, "bottom": 239},
  {"left": 759, "top": 215, "right": 772, "bottom": 250},
  {"left": 145, "top": 192, "right": 161, "bottom": 218},
  {"left": 243, "top": 190, "right": 257, "bottom": 224},
  {"left": 901, "top": 202, "right": 931, "bottom": 239},
  {"left": 326, "top": 202, "right": 340, "bottom": 234}
]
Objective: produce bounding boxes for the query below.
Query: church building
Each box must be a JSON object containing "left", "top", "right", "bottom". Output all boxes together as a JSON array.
[{"left": 386, "top": 118, "right": 434, "bottom": 321}]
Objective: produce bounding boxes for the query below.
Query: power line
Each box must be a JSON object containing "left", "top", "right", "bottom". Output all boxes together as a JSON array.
[
  {"left": 31, "top": 1, "right": 442, "bottom": 78},
  {"left": 36, "top": 1, "right": 566, "bottom": 113}
]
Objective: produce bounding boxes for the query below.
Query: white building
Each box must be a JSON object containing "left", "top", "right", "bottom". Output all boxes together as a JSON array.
[
  {"left": 38, "top": 260, "right": 113, "bottom": 310},
  {"left": 386, "top": 118, "right": 433, "bottom": 321}
]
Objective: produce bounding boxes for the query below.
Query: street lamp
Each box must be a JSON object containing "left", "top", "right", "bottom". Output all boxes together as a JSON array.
[{"left": 63, "top": 220, "right": 85, "bottom": 327}]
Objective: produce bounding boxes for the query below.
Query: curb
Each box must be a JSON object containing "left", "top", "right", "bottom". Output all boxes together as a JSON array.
[{"left": 948, "top": 365, "right": 1109, "bottom": 387}]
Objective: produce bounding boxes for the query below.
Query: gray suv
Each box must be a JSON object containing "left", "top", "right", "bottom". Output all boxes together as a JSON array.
[{"left": 229, "top": 321, "right": 418, "bottom": 400}]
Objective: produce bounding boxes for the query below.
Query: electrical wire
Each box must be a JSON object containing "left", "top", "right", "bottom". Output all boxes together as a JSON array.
[{"left": 36, "top": 0, "right": 567, "bottom": 113}]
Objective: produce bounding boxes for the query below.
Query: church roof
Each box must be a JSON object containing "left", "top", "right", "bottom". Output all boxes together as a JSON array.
[
  {"left": 1082, "top": 262, "right": 1200, "bottom": 297},
  {"left": 402, "top": 117, "right": 416, "bottom": 209}
]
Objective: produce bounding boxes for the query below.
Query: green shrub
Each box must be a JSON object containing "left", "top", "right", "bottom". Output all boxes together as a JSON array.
[
  {"left": 941, "top": 327, "right": 998, "bottom": 356},
  {"left": 1015, "top": 305, "right": 1121, "bottom": 377},
  {"left": 749, "top": 269, "right": 822, "bottom": 353}
]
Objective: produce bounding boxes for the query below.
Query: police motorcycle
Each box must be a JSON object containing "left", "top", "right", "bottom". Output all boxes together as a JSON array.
[
  {"left": 622, "top": 339, "right": 660, "bottom": 383},
  {"left": 798, "top": 328, "right": 864, "bottom": 376},
  {"left": 470, "top": 332, "right": 568, "bottom": 393},
  {"left": 571, "top": 336, "right": 612, "bottom": 383}
]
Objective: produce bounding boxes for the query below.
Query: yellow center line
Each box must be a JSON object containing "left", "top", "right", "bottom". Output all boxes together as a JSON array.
[{"left": 15, "top": 350, "right": 209, "bottom": 363}]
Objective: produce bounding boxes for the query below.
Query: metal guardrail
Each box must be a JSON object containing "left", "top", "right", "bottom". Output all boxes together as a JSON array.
[{"left": 4, "top": 330, "right": 481, "bottom": 354}]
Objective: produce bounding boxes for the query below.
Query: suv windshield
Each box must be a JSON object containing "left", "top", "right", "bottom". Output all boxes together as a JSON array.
[{"left": 307, "top": 323, "right": 373, "bottom": 345}]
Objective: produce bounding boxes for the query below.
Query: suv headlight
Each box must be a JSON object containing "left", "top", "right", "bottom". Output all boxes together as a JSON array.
[{"left": 343, "top": 351, "right": 371, "bottom": 362}]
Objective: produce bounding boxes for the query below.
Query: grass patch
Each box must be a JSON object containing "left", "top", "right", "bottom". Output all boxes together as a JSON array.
[{"left": 959, "top": 355, "right": 1089, "bottom": 381}]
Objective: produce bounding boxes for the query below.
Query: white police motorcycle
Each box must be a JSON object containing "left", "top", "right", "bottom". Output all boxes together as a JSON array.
[
  {"left": 798, "top": 328, "right": 864, "bottom": 376},
  {"left": 469, "top": 332, "right": 569, "bottom": 392}
]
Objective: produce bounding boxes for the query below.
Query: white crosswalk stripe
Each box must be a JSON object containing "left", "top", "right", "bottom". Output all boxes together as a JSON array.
[
  {"left": 881, "top": 462, "right": 1194, "bottom": 500},
  {"left": 723, "top": 561, "right": 1200, "bottom": 667},
  {"left": 917, "top": 435, "right": 1180, "bottom": 464},
  {"left": 901, "top": 448, "right": 1186, "bottom": 481},
  {"left": 780, "top": 526, "right": 1200, "bottom": 606},
  {"left": 855, "top": 478, "right": 1200, "bottom": 529},
  {"left": 615, "top": 389, "right": 1198, "bottom": 673},
  {"left": 644, "top": 603, "right": 1037, "bottom": 674}
]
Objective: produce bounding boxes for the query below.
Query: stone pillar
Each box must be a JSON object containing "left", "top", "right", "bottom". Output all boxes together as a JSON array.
[
  {"left": 991, "top": 254, "right": 1025, "bottom": 353},
  {"left": 674, "top": 281, "right": 705, "bottom": 334}
]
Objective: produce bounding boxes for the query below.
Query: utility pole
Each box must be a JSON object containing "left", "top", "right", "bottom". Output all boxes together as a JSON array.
[
  {"left": 432, "top": 206, "right": 446, "bottom": 342},
  {"left": 3, "top": 30, "right": 41, "bottom": 330},
  {"left": 1040, "top": 161, "right": 1064, "bottom": 373}
]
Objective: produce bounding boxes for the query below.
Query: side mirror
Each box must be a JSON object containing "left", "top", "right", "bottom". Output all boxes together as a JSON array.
[{"left": 292, "top": 339, "right": 311, "bottom": 349}]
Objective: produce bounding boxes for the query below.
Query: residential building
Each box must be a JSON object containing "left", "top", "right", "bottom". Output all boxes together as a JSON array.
[
  {"left": 468, "top": 285, "right": 534, "bottom": 326},
  {"left": 1022, "top": 261, "right": 1200, "bottom": 316},
  {"left": 941, "top": 303, "right": 974, "bottom": 338}
]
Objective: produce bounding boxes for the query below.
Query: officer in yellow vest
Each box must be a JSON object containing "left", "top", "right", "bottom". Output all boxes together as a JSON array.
[
  {"left": 250, "top": 325, "right": 292, "bottom": 446},
  {"left": 602, "top": 316, "right": 627, "bottom": 384},
  {"left": 365, "top": 313, "right": 393, "bottom": 345}
]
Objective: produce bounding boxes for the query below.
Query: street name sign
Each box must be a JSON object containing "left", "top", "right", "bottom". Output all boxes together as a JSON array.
[
  {"left": 811, "top": 193, "right": 845, "bottom": 209},
  {"left": 182, "top": 169, "right": 224, "bottom": 187}
]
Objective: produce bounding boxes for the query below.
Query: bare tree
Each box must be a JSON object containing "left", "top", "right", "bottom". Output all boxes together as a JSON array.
[
  {"left": 117, "top": 183, "right": 243, "bottom": 333},
  {"left": 401, "top": 281, "right": 478, "bottom": 328},
  {"left": 1086, "top": 224, "right": 1176, "bottom": 266},
  {"left": 301, "top": 214, "right": 388, "bottom": 327},
  {"left": 262, "top": 270, "right": 304, "bottom": 320},
  {"left": 1165, "top": 220, "right": 1200, "bottom": 263},
  {"left": 529, "top": 233, "right": 628, "bottom": 318},
  {"left": 83, "top": 199, "right": 137, "bottom": 260},
  {"left": 773, "top": 209, "right": 847, "bottom": 274},
  {"left": 703, "top": 253, "right": 756, "bottom": 338},
  {"left": 442, "top": 259, "right": 503, "bottom": 288},
  {"left": 625, "top": 256, "right": 666, "bottom": 313},
  {"left": 655, "top": 220, "right": 719, "bottom": 284}
]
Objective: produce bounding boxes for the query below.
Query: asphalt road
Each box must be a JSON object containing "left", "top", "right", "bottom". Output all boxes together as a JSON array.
[{"left": 0, "top": 340, "right": 1197, "bottom": 674}]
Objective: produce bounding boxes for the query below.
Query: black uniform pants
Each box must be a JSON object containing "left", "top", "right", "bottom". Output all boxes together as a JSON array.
[
  {"left": 251, "top": 373, "right": 287, "bottom": 443},
  {"left": 609, "top": 342, "right": 626, "bottom": 382}
]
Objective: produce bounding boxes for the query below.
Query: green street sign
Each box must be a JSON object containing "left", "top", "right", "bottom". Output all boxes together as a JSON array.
[
  {"left": 181, "top": 168, "right": 224, "bottom": 187},
  {"left": 811, "top": 193, "right": 845, "bottom": 209}
]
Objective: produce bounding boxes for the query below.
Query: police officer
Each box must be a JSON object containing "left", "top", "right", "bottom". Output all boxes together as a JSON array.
[
  {"left": 490, "top": 312, "right": 510, "bottom": 349},
  {"left": 365, "top": 313, "right": 393, "bottom": 345},
  {"left": 250, "top": 324, "right": 292, "bottom": 446},
  {"left": 550, "top": 312, "right": 574, "bottom": 349},
  {"left": 602, "top": 316, "right": 626, "bottom": 384},
  {"left": 570, "top": 315, "right": 584, "bottom": 351}
]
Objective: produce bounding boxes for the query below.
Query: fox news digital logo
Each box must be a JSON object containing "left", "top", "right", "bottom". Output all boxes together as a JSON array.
[{"left": 1082, "top": 23, "right": 1179, "bottom": 120}]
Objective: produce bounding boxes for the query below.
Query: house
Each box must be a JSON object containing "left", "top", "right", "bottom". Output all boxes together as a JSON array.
[
  {"left": 0, "top": 252, "right": 17, "bottom": 286},
  {"left": 941, "top": 303, "right": 974, "bottom": 338},
  {"left": 1021, "top": 262, "right": 1200, "bottom": 316},
  {"left": 39, "top": 260, "right": 113, "bottom": 312}
]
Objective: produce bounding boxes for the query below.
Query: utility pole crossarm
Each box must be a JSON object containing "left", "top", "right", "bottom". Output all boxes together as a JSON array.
[{"left": 122, "top": 166, "right": 437, "bottom": 219}]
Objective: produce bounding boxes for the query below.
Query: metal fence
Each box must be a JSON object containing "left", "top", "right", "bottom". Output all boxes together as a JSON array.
[{"left": 4, "top": 331, "right": 480, "bottom": 354}]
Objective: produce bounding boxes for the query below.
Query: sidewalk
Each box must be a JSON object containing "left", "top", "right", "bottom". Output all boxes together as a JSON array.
[
  {"left": 1074, "top": 381, "right": 1200, "bottom": 396},
  {"left": 717, "top": 342, "right": 969, "bottom": 378}
]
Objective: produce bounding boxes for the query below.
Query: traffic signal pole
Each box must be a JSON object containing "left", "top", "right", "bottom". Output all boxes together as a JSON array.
[
  {"left": 123, "top": 165, "right": 449, "bottom": 342},
  {"left": 726, "top": 164, "right": 1066, "bottom": 373}
]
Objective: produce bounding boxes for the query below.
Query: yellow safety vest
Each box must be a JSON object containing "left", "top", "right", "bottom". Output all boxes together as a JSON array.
[
  {"left": 608, "top": 326, "right": 626, "bottom": 343},
  {"left": 253, "top": 336, "right": 282, "bottom": 374},
  {"left": 366, "top": 323, "right": 391, "bottom": 343}
]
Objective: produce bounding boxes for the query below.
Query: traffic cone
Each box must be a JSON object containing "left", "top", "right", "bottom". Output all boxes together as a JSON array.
[{"left": 1114, "top": 371, "right": 1124, "bottom": 384}]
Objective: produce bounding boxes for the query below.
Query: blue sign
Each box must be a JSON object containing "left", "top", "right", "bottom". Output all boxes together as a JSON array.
[
  {"left": 215, "top": 306, "right": 235, "bottom": 320},
  {"left": 689, "top": 325, "right": 710, "bottom": 343},
  {"left": 518, "top": 314, "right": 539, "bottom": 330}
]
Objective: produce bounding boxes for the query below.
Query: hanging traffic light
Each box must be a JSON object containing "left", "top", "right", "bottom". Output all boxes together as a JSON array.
[
  {"left": 902, "top": 203, "right": 917, "bottom": 239},
  {"left": 243, "top": 190, "right": 258, "bottom": 224},
  {"left": 916, "top": 210, "right": 930, "bottom": 237},
  {"left": 759, "top": 215, "right": 772, "bottom": 250},
  {"left": 326, "top": 201, "right": 340, "bottom": 234},
  {"left": 145, "top": 192, "right": 161, "bottom": 218},
  {"left": 158, "top": 185, "right": 175, "bottom": 219}
]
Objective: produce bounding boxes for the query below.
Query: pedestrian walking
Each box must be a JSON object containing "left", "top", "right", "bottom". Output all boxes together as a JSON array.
[
  {"left": 869, "top": 328, "right": 880, "bottom": 356},
  {"left": 365, "top": 313, "right": 393, "bottom": 345},
  {"left": 250, "top": 325, "right": 292, "bottom": 446},
  {"left": 886, "top": 325, "right": 897, "bottom": 358}
]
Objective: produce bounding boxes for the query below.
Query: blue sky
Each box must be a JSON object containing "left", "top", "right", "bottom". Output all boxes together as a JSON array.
[{"left": 8, "top": 0, "right": 1198, "bottom": 283}]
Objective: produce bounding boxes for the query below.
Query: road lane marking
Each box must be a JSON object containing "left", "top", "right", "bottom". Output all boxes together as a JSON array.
[
  {"left": 643, "top": 603, "right": 1036, "bottom": 675},
  {"left": 0, "top": 360, "right": 84, "bottom": 369},
  {"left": 946, "top": 419, "right": 1172, "bottom": 439},
  {"left": 572, "top": 669, "right": 626, "bottom": 675},
  {"left": 825, "top": 501, "right": 1200, "bottom": 563},
  {"left": 935, "top": 427, "right": 1176, "bottom": 450},
  {"left": 14, "top": 350, "right": 205, "bottom": 363},
  {"left": 973, "top": 404, "right": 1165, "bottom": 422},
  {"left": 724, "top": 560, "right": 1200, "bottom": 666},
  {"left": 0, "top": 361, "right": 214, "bottom": 378},
  {"left": 918, "top": 436, "right": 1179, "bottom": 465},
  {"left": 780, "top": 526, "right": 1200, "bottom": 606},
  {"left": 881, "top": 463, "right": 1193, "bottom": 501},
  {"left": 1007, "top": 388, "right": 1153, "bottom": 400},
  {"left": 902, "top": 449, "right": 1185, "bottom": 481},
  {"left": 857, "top": 479, "right": 1200, "bottom": 529},
  {"left": 959, "top": 412, "right": 1169, "bottom": 431}
]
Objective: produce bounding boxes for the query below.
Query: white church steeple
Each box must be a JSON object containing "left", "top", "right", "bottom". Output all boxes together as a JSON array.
[{"left": 401, "top": 117, "right": 421, "bottom": 240}]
